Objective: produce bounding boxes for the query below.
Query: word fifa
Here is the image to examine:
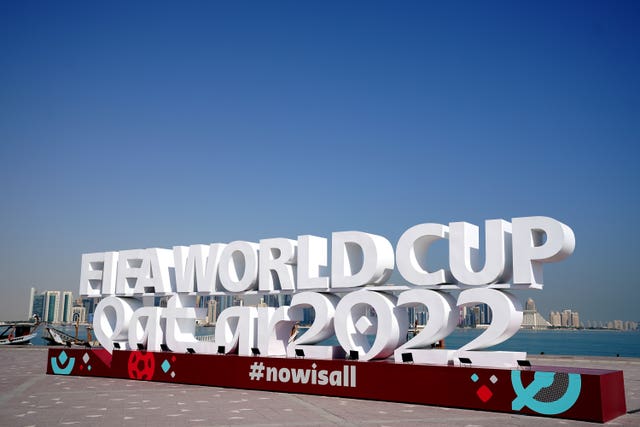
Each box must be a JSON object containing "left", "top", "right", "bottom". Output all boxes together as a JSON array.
[{"left": 81, "top": 216, "right": 574, "bottom": 365}]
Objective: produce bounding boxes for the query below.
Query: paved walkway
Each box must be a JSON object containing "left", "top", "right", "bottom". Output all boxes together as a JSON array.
[{"left": 1, "top": 347, "right": 638, "bottom": 426}]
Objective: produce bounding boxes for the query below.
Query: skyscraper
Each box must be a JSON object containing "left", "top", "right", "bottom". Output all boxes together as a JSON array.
[
  {"left": 548, "top": 309, "right": 580, "bottom": 328},
  {"left": 28, "top": 290, "right": 79, "bottom": 324},
  {"left": 525, "top": 298, "right": 536, "bottom": 311},
  {"left": 561, "top": 309, "right": 572, "bottom": 327},
  {"left": 549, "top": 311, "right": 562, "bottom": 327},
  {"left": 522, "top": 298, "right": 551, "bottom": 329},
  {"left": 44, "top": 291, "right": 61, "bottom": 323},
  {"left": 207, "top": 298, "right": 218, "bottom": 325},
  {"left": 81, "top": 297, "right": 98, "bottom": 323},
  {"left": 31, "top": 293, "right": 45, "bottom": 320},
  {"left": 27, "top": 287, "right": 36, "bottom": 319},
  {"left": 571, "top": 311, "right": 580, "bottom": 328},
  {"left": 478, "top": 303, "right": 492, "bottom": 325},
  {"left": 72, "top": 306, "right": 86, "bottom": 323},
  {"left": 60, "top": 291, "right": 73, "bottom": 323}
]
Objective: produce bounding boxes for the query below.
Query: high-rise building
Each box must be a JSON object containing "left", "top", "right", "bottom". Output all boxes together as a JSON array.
[
  {"left": 458, "top": 306, "right": 468, "bottom": 326},
  {"left": 209, "top": 295, "right": 236, "bottom": 322},
  {"left": 561, "top": 309, "right": 572, "bottom": 327},
  {"left": 44, "top": 291, "right": 61, "bottom": 323},
  {"left": 28, "top": 290, "right": 79, "bottom": 324},
  {"left": 31, "top": 293, "right": 45, "bottom": 320},
  {"left": 60, "top": 291, "right": 73, "bottom": 323},
  {"left": 525, "top": 298, "right": 536, "bottom": 311},
  {"left": 458, "top": 304, "right": 492, "bottom": 327},
  {"left": 614, "top": 320, "right": 624, "bottom": 330},
  {"left": 549, "top": 311, "right": 562, "bottom": 327},
  {"left": 81, "top": 298, "right": 99, "bottom": 323},
  {"left": 548, "top": 309, "right": 580, "bottom": 328},
  {"left": 571, "top": 311, "right": 580, "bottom": 328},
  {"left": 477, "top": 303, "right": 492, "bottom": 325},
  {"left": 407, "top": 306, "right": 415, "bottom": 326},
  {"left": 407, "top": 306, "right": 428, "bottom": 327},
  {"left": 27, "top": 287, "right": 36, "bottom": 319},
  {"left": 522, "top": 298, "right": 551, "bottom": 329},
  {"left": 72, "top": 306, "right": 86, "bottom": 323},
  {"left": 207, "top": 298, "right": 218, "bottom": 325}
]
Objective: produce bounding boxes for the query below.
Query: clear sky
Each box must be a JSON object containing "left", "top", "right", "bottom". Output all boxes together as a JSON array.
[{"left": 1, "top": 1, "right": 638, "bottom": 322}]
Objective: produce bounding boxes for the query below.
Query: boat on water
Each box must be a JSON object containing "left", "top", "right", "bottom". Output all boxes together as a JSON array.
[
  {"left": 42, "top": 321, "right": 95, "bottom": 348},
  {"left": 0, "top": 315, "right": 41, "bottom": 345}
]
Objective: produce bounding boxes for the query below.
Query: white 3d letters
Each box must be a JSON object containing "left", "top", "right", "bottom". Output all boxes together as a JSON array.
[
  {"left": 396, "top": 223, "right": 453, "bottom": 286},
  {"left": 334, "top": 290, "right": 408, "bottom": 361},
  {"left": 215, "top": 306, "right": 257, "bottom": 356},
  {"left": 449, "top": 219, "right": 512, "bottom": 285},
  {"left": 163, "top": 295, "right": 208, "bottom": 353},
  {"left": 331, "top": 232, "right": 394, "bottom": 288},
  {"left": 128, "top": 307, "right": 164, "bottom": 352},
  {"left": 173, "top": 244, "right": 226, "bottom": 294},
  {"left": 134, "top": 248, "right": 175, "bottom": 295},
  {"left": 297, "top": 235, "right": 329, "bottom": 290},
  {"left": 79, "top": 251, "right": 118, "bottom": 297},
  {"left": 219, "top": 241, "right": 259, "bottom": 293},
  {"left": 84, "top": 216, "right": 575, "bottom": 366},
  {"left": 115, "top": 249, "right": 147, "bottom": 296},
  {"left": 259, "top": 238, "right": 297, "bottom": 292},
  {"left": 93, "top": 296, "right": 142, "bottom": 352},
  {"left": 512, "top": 216, "right": 575, "bottom": 288}
]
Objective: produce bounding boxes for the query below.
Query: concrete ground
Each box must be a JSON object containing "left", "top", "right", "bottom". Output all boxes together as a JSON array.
[{"left": 0, "top": 347, "right": 638, "bottom": 426}]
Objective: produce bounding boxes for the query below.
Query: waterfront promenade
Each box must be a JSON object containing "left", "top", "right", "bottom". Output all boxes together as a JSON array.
[{"left": 1, "top": 346, "right": 638, "bottom": 426}]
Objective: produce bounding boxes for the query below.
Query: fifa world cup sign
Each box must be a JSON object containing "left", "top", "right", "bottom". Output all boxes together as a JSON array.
[
  {"left": 80, "top": 216, "right": 575, "bottom": 368},
  {"left": 53, "top": 215, "right": 627, "bottom": 422}
]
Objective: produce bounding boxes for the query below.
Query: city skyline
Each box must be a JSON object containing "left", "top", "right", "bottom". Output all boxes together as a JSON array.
[
  {"left": 22, "top": 286, "right": 637, "bottom": 330},
  {"left": 1, "top": 2, "right": 639, "bottom": 321}
]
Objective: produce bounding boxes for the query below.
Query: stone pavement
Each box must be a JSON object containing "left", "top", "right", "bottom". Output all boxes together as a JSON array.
[{"left": 1, "top": 347, "right": 638, "bottom": 426}]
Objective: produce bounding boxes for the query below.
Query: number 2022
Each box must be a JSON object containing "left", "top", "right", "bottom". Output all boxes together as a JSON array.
[{"left": 268, "top": 288, "right": 525, "bottom": 367}]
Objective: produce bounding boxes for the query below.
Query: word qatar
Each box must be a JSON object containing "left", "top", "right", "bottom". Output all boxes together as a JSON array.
[{"left": 82, "top": 216, "right": 575, "bottom": 367}]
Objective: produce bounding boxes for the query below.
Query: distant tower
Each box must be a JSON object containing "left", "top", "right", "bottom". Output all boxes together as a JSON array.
[
  {"left": 27, "top": 287, "right": 36, "bottom": 319},
  {"left": 60, "top": 291, "right": 74, "bottom": 323},
  {"left": 478, "top": 303, "right": 492, "bottom": 325},
  {"left": 614, "top": 319, "right": 623, "bottom": 330},
  {"left": 72, "top": 306, "right": 86, "bottom": 323},
  {"left": 522, "top": 298, "right": 551, "bottom": 329},
  {"left": 31, "top": 291, "right": 46, "bottom": 321},
  {"left": 81, "top": 297, "right": 98, "bottom": 323},
  {"left": 44, "top": 291, "right": 61, "bottom": 323},
  {"left": 525, "top": 298, "right": 536, "bottom": 311},
  {"left": 207, "top": 299, "right": 218, "bottom": 325},
  {"left": 561, "top": 309, "right": 572, "bottom": 327},
  {"left": 549, "top": 311, "right": 561, "bottom": 327},
  {"left": 571, "top": 311, "right": 580, "bottom": 328}
]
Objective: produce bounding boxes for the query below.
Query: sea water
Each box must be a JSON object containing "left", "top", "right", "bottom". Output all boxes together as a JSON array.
[
  {"left": 445, "top": 328, "right": 640, "bottom": 358},
  {"left": 31, "top": 326, "right": 640, "bottom": 358}
]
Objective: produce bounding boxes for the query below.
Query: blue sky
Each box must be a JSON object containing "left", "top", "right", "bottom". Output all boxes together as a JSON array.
[{"left": 1, "top": 1, "right": 638, "bottom": 322}]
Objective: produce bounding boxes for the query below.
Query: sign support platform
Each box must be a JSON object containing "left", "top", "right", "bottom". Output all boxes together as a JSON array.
[{"left": 47, "top": 348, "right": 627, "bottom": 423}]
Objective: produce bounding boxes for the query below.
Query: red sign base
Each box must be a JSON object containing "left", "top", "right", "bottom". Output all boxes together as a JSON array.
[{"left": 46, "top": 348, "right": 626, "bottom": 423}]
